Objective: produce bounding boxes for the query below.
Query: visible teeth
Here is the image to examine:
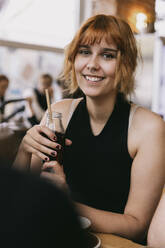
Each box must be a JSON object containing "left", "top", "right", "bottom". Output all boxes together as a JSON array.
[{"left": 85, "top": 76, "right": 103, "bottom": 82}]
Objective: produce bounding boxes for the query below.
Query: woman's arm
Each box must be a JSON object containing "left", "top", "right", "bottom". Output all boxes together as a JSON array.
[
  {"left": 147, "top": 190, "right": 165, "bottom": 248},
  {"left": 12, "top": 141, "right": 32, "bottom": 171},
  {"left": 75, "top": 110, "right": 165, "bottom": 243}
]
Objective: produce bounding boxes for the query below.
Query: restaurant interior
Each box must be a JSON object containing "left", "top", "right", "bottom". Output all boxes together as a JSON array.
[{"left": 0, "top": 0, "right": 165, "bottom": 247}]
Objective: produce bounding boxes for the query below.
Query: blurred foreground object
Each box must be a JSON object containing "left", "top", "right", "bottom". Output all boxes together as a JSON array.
[{"left": 0, "top": 165, "right": 88, "bottom": 248}]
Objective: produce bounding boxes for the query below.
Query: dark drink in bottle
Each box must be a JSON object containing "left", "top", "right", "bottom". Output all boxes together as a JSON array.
[
  {"left": 54, "top": 131, "right": 65, "bottom": 164},
  {"left": 42, "top": 112, "right": 65, "bottom": 171}
]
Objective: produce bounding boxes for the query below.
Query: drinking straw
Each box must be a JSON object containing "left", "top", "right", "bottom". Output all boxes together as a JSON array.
[{"left": 45, "top": 89, "right": 52, "bottom": 122}]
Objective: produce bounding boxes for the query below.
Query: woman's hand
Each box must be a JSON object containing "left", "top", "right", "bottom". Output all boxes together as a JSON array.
[
  {"left": 22, "top": 124, "right": 71, "bottom": 162},
  {"left": 41, "top": 160, "right": 68, "bottom": 191}
]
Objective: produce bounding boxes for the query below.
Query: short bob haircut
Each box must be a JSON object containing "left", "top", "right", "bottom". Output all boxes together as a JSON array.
[
  {"left": 40, "top": 74, "right": 53, "bottom": 84},
  {"left": 60, "top": 14, "right": 138, "bottom": 97}
]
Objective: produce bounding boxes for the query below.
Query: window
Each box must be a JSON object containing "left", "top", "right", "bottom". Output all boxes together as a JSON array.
[{"left": 0, "top": 0, "right": 80, "bottom": 48}]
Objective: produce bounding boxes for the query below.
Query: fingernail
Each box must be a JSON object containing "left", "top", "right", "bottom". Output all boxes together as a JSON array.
[
  {"left": 51, "top": 151, "right": 56, "bottom": 156},
  {"left": 53, "top": 136, "right": 57, "bottom": 141},
  {"left": 56, "top": 145, "right": 61, "bottom": 150},
  {"left": 44, "top": 157, "right": 49, "bottom": 161}
]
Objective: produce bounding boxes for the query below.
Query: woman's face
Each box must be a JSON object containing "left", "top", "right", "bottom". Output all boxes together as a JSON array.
[
  {"left": 39, "top": 77, "right": 52, "bottom": 94},
  {"left": 74, "top": 38, "right": 118, "bottom": 99}
]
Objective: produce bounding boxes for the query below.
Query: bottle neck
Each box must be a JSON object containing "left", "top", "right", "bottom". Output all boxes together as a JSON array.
[{"left": 46, "top": 112, "right": 64, "bottom": 133}]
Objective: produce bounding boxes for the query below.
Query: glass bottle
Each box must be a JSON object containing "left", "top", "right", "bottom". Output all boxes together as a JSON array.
[{"left": 45, "top": 111, "right": 65, "bottom": 164}]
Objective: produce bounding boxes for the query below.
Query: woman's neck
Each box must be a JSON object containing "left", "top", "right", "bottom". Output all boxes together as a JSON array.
[{"left": 86, "top": 92, "right": 117, "bottom": 123}]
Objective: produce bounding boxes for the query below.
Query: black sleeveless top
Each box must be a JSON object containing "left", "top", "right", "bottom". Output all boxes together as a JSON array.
[{"left": 63, "top": 94, "right": 133, "bottom": 213}]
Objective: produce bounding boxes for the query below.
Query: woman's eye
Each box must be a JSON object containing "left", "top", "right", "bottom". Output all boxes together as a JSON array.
[
  {"left": 78, "top": 49, "right": 91, "bottom": 55},
  {"left": 102, "top": 53, "right": 116, "bottom": 59}
]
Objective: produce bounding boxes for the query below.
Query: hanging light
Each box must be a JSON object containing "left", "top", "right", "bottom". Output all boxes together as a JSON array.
[
  {"left": 136, "top": 12, "right": 148, "bottom": 33},
  {"left": 136, "top": 12, "right": 147, "bottom": 33}
]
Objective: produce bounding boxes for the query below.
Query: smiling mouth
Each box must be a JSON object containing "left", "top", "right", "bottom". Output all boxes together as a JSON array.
[{"left": 83, "top": 75, "right": 105, "bottom": 82}]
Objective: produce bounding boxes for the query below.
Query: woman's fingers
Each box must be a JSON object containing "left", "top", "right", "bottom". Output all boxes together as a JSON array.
[
  {"left": 29, "top": 125, "right": 56, "bottom": 143},
  {"left": 23, "top": 125, "right": 61, "bottom": 160},
  {"left": 41, "top": 162, "right": 67, "bottom": 190},
  {"left": 42, "top": 161, "right": 65, "bottom": 176},
  {"left": 42, "top": 160, "right": 56, "bottom": 171},
  {"left": 26, "top": 132, "right": 57, "bottom": 155},
  {"left": 27, "top": 125, "right": 72, "bottom": 148},
  {"left": 23, "top": 125, "right": 72, "bottom": 161},
  {"left": 65, "top": 138, "right": 72, "bottom": 146},
  {"left": 24, "top": 143, "right": 50, "bottom": 161},
  {"left": 40, "top": 171, "right": 66, "bottom": 189}
]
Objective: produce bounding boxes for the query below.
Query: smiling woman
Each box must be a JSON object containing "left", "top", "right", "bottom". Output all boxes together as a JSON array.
[{"left": 13, "top": 14, "right": 165, "bottom": 245}]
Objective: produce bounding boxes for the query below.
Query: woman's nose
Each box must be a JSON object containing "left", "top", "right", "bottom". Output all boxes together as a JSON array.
[{"left": 86, "top": 56, "right": 100, "bottom": 72}]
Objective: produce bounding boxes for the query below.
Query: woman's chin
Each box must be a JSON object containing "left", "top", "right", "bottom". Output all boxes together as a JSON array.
[{"left": 81, "top": 88, "right": 101, "bottom": 98}]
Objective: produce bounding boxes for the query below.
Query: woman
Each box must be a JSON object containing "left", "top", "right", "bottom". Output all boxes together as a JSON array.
[
  {"left": 0, "top": 74, "right": 9, "bottom": 122},
  {"left": 13, "top": 14, "right": 165, "bottom": 243},
  {"left": 23, "top": 73, "right": 54, "bottom": 126}
]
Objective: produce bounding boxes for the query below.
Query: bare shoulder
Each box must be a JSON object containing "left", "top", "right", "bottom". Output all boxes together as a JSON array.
[
  {"left": 129, "top": 105, "right": 165, "bottom": 156},
  {"left": 131, "top": 105, "right": 165, "bottom": 135}
]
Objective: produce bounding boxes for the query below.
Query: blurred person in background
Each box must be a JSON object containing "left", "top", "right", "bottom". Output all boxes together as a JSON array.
[
  {"left": 0, "top": 74, "right": 9, "bottom": 122},
  {"left": 13, "top": 14, "right": 165, "bottom": 244},
  {"left": 24, "top": 73, "right": 62, "bottom": 127},
  {"left": 0, "top": 74, "right": 27, "bottom": 125}
]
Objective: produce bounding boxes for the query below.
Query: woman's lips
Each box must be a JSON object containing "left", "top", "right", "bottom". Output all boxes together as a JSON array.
[{"left": 83, "top": 75, "right": 105, "bottom": 82}]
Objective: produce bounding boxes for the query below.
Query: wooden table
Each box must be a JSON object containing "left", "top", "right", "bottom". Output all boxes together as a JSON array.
[{"left": 94, "top": 233, "right": 147, "bottom": 248}]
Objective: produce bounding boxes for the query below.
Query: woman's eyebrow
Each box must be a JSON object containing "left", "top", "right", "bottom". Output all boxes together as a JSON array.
[
  {"left": 102, "top": 48, "right": 118, "bottom": 52},
  {"left": 78, "top": 45, "right": 118, "bottom": 52}
]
